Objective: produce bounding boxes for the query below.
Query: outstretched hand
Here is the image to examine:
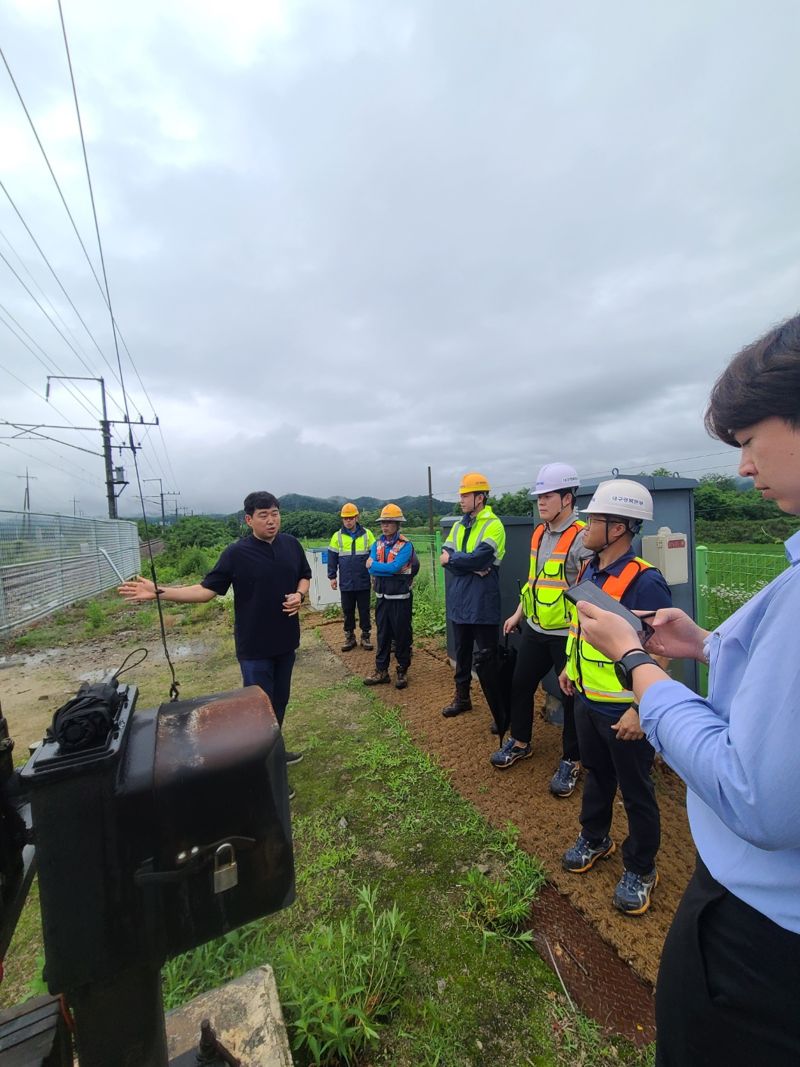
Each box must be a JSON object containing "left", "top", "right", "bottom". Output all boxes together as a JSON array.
[{"left": 118, "top": 575, "right": 157, "bottom": 602}]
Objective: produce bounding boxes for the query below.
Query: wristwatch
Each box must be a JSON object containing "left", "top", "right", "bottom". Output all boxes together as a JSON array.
[
  {"left": 298, "top": 591, "right": 306, "bottom": 603},
  {"left": 614, "top": 649, "right": 656, "bottom": 689}
]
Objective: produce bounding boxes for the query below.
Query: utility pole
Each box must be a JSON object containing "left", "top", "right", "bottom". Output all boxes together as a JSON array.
[
  {"left": 164, "top": 490, "right": 180, "bottom": 523},
  {"left": 16, "top": 469, "right": 37, "bottom": 537},
  {"left": 427, "top": 466, "right": 434, "bottom": 536},
  {"left": 16, "top": 468, "right": 37, "bottom": 513},
  {"left": 72, "top": 497, "right": 80, "bottom": 517},
  {"left": 9, "top": 375, "right": 161, "bottom": 520},
  {"left": 144, "top": 478, "right": 166, "bottom": 527}
]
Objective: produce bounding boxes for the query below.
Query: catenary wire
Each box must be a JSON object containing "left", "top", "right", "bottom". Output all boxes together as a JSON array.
[
  {"left": 57, "top": 1, "right": 180, "bottom": 700},
  {"left": 0, "top": 181, "right": 136, "bottom": 414}
]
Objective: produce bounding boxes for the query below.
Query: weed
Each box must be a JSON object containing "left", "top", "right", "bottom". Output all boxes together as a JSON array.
[
  {"left": 463, "top": 830, "right": 546, "bottom": 947},
  {"left": 84, "top": 601, "right": 105, "bottom": 631},
  {"left": 276, "top": 884, "right": 413, "bottom": 1066},
  {"left": 550, "top": 998, "right": 656, "bottom": 1066}
]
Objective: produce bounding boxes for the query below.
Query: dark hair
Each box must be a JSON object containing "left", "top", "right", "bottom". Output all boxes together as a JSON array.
[
  {"left": 243, "top": 491, "right": 279, "bottom": 516},
  {"left": 705, "top": 314, "right": 800, "bottom": 445},
  {"left": 560, "top": 486, "right": 579, "bottom": 508}
]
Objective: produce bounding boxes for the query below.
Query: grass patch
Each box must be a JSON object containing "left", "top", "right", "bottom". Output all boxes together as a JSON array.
[{"left": 1, "top": 625, "right": 654, "bottom": 1065}]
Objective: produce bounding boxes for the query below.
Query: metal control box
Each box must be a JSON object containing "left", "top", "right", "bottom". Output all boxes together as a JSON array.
[{"left": 641, "top": 526, "right": 689, "bottom": 586}]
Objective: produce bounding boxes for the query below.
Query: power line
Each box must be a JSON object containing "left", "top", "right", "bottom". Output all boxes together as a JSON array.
[
  {"left": 0, "top": 246, "right": 129, "bottom": 418},
  {"left": 0, "top": 179, "right": 136, "bottom": 413},
  {"left": 57, "top": 1, "right": 180, "bottom": 698},
  {"left": 0, "top": 40, "right": 157, "bottom": 430},
  {"left": 0, "top": 303, "right": 109, "bottom": 433}
]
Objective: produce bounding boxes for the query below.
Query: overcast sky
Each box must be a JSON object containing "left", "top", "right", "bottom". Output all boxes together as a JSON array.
[{"left": 0, "top": 0, "right": 798, "bottom": 519}]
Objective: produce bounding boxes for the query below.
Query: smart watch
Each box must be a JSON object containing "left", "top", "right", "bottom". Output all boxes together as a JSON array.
[{"left": 614, "top": 649, "right": 656, "bottom": 689}]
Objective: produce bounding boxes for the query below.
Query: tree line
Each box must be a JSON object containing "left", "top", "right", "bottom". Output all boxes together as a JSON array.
[{"left": 137, "top": 471, "right": 799, "bottom": 550}]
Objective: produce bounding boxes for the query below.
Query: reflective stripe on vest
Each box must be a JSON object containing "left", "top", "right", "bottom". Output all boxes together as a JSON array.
[
  {"left": 376, "top": 535, "right": 411, "bottom": 572},
  {"left": 444, "top": 515, "right": 501, "bottom": 565},
  {"left": 335, "top": 530, "right": 371, "bottom": 554},
  {"left": 567, "top": 558, "right": 653, "bottom": 703},
  {"left": 520, "top": 521, "right": 585, "bottom": 629}
]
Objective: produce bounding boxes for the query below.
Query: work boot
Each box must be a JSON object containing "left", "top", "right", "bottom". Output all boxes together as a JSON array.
[
  {"left": 442, "top": 684, "right": 472, "bottom": 717},
  {"left": 360, "top": 633, "right": 374, "bottom": 651},
  {"left": 341, "top": 631, "right": 357, "bottom": 652},
  {"left": 364, "top": 669, "right": 390, "bottom": 686},
  {"left": 395, "top": 667, "right": 408, "bottom": 690}
]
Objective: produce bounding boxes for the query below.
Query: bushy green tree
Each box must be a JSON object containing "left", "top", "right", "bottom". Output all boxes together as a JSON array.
[{"left": 494, "top": 488, "right": 534, "bottom": 516}]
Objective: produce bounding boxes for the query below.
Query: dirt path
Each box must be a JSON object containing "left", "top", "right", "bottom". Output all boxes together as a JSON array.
[{"left": 317, "top": 619, "right": 694, "bottom": 987}]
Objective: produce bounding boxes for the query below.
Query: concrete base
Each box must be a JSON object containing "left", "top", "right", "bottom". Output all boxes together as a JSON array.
[{"left": 165, "top": 965, "right": 293, "bottom": 1066}]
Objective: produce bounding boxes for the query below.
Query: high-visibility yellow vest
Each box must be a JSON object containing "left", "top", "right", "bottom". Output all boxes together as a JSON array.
[
  {"left": 519, "top": 520, "right": 585, "bottom": 629},
  {"left": 443, "top": 506, "right": 506, "bottom": 564},
  {"left": 328, "top": 528, "right": 375, "bottom": 556},
  {"left": 566, "top": 557, "right": 653, "bottom": 704}
]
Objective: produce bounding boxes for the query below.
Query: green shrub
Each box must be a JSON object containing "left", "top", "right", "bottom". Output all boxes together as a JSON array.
[
  {"left": 277, "top": 884, "right": 413, "bottom": 1065},
  {"left": 174, "top": 546, "right": 213, "bottom": 577},
  {"left": 411, "top": 572, "right": 445, "bottom": 636},
  {"left": 84, "top": 601, "right": 104, "bottom": 631},
  {"left": 462, "top": 826, "right": 546, "bottom": 949}
]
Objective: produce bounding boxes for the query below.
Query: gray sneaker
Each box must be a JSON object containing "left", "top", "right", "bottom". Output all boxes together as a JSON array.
[
  {"left": 489, "top": 737, "right": 532, "bottom": 769},
  {"left": 549, "top": 759, "right": 580, "bottom": 797},
  {"left": 284, "top": 750, "right": 303, "bottom": 766},
  {"left": 561, "top": 834, "right": 615, "bottom": 873},
  {"left": 613, "top": 868, "right": 658, "bottom": 915}
]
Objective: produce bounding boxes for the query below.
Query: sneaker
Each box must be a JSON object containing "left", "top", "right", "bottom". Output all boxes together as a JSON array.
[
  {"left": 284, "top": 750, "right": 304, "bottom": 766},
  {"left": 364, "top": 670, "right": 390, "bottom": 686},
  {"left": 561, "top": 834, "right": 616, "bottom": 873},
  {"left": 360, "top": 634, "right": 374, "bottom": 651},
  {"left": 395, "top": 667, "right": 408, "bottom": 690},
  {"left": 489, "top": 737, "right": 532, "bottom": 769},
  {"left": 288, "top": 786, "right": 296, "bottom": 801},
  {"left": 549, "top": 759, "right": 580, "bottom": 798},
  {"left": 613, "top": 868, "right": 658, "bottom": 915},
  {"left": 489, "top": 721, "right": 500, "bottom": 735}
]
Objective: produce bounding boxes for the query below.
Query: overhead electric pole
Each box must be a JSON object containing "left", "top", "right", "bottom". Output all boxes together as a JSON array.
[{"left": 0, "top": 377, "right": 160, "bottom": 520}]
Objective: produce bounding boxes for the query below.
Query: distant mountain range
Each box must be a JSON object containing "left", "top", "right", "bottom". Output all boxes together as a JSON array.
[{"left": 278, "top": 493, "right": 457, "bottom": 514}]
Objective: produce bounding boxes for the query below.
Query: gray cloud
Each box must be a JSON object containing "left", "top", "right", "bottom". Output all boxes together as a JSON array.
[{"left": 0, "top": 0, "right": 798, "bottom": 517}]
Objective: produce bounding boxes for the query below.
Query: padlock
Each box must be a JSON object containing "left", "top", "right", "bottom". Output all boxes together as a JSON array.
[{"left": 213, "top": 843, "right": 238, "bottom": 894}]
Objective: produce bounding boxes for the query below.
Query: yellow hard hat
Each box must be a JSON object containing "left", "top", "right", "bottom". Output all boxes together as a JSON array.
[
  {"left": 459, "top": 471, "right": 491, "bottom": 495},
  {"left": 379, "top": 503, "right": 406, "bottom": 523},
  {"left": 340, "top": 502, "right": 359, "bottom": 518}
]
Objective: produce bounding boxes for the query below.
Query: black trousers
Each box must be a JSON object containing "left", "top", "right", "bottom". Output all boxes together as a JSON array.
[
  {"left": 452, "top": 622, "right": 498, "bottom": 686},
  {"left": 656, "top": 857, "right": 800, "bottom": 1066},
  {"left": 375, "top": 596, "right": 412, "bottom": 670},
  {"left": 574, "top": 695, "right": 659, "bottom": 874},
  {"left": 508, "top": 626, "right": 578, "bottom": 758},
  {"left": 340, "top": 588, "right": 371, "bottom": 636}
]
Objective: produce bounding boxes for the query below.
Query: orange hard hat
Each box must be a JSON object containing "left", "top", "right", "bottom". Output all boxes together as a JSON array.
[
  {"left": 340, "top": 502, "right": 359, "bottom": 518},
  {"left": 378, "top": 503, "right": 406, "bottom": 523},
  {"left": 459, "top": 471, "right": 491, "bottom": 495}
]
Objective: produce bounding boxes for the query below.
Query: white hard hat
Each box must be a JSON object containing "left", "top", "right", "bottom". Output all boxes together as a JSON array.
[
  {"left": 582, "top": 479, "right": 654, "bottom": 521},
  {"left": 532, "top": 463, "right": 580, "bottom": 497}
]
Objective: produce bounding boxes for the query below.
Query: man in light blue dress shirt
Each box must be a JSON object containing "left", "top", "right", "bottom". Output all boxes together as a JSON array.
[{"left": 574, "top": 315, "right": 800, "bottom": 1067}]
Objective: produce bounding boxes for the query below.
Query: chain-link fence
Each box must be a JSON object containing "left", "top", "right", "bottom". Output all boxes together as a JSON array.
[
  {"left": 697, "top": 547, "right": 789, "bottom": 631},
  {"left": 0, "top": 511, "right": 141, "bottom": 635}
]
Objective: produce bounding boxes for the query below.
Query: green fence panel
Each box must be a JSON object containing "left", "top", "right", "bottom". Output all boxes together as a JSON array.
[{"left": 703, "top": 549, "right": 787, "bottom": 631}]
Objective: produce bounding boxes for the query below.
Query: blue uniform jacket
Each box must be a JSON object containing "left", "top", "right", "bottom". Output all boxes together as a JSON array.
[
  {"left": 443, "top": 510, "right": 505, "bottom": 625},
  {"left": 327, "top": 524, "right": 375, "bottom": 591},
  {"left": 369, "top": 536, "right": 417, "bottom": 598}
]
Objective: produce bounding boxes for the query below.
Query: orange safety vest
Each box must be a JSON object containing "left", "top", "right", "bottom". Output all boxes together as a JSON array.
[
  {"left": 566, "top": 557, "right": 654, "bottom": 704},
  {"left": 376, "top": 535, "right": 412, "bottom": 570},
  {"left": 520, "top": 521, "right": 585, "bottom": 629}
]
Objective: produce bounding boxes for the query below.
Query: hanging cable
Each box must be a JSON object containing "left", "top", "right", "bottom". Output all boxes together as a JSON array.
[
  {"left": 58, "top": 1, "right": 180, "bottom": 701},
  {"left": 0, "top": 179, "right": 137, "bottom": 413}
]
